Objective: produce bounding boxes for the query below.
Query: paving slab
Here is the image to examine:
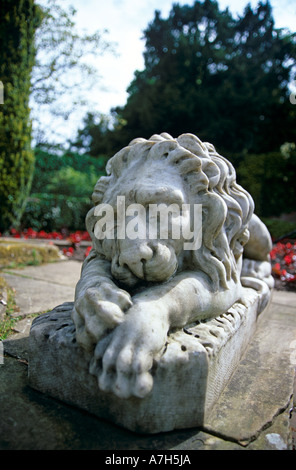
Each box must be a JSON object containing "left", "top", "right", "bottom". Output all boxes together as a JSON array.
[
  {"left": 1, "top": 261, "right": 82, "bottom": 315},
  {"left": 203, "top": 299, "right": 296, "bottom": 446},
  {"left": 3, "top": 260, "right": 82, "bottom": 287},
  {"left": 271, "top": 288, "right": 296, "bottom": 307}
]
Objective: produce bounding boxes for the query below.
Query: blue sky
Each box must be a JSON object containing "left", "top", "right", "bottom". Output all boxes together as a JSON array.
[{"left": 34, "top": 0, "right": 296, "bottom": 143}]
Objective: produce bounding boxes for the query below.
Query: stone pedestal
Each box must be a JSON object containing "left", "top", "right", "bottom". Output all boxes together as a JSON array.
[{"left": 28, "top": 286, "right": 266, "bottom": 434}]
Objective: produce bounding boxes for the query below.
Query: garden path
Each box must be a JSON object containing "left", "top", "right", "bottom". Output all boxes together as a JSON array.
[{"left": 0, "top": 259, "right": 296, "bottom": 450}]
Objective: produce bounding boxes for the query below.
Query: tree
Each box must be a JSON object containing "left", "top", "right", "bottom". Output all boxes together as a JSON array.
[
  {"left": 69, "top": 111, "right": 127, "bottom": 163},
  {"left": 0, "top": 0, "right": 43, "bottom": 232},
  {"left": 90, "top": 0, "right": 296, "bottom": 156},
  {"left": 30, "top": 0, "right": 114, "bottom": 144},
  {"left": 0, "top": 0, "right": 114, "bottom": 232}
]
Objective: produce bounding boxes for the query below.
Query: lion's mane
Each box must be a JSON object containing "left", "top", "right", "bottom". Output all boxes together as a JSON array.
[{"left": 88, "top": 133, "right": 254, "bottom": 291}]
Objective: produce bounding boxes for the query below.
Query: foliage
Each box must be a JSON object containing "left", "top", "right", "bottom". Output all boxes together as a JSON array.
[
  {"left": 0, "top": 0, "right": 111, "bottom": 233},
  {"left": 69, "top": 112, "right": 124, "bottom": 160},
  {"left": 0, "top": 0, "right": 43, "bottom": 233},
  {"left": 31, "top": 146, "right": 106, "bottom": 193},
  {"left": 45, "top": 166, "right": 99, "bottom": 198},
  {"left": 21, "top": 192, "right": 91, "bottom": 232},
  {"left": 261, "top": 218, "right": 296, "bottom": 241},
  {"left": 0, "top": 274, "right": 22, "bottom": 341},
  {"left": 18, "top": 147, "right": 104, "bottom": 231},
  {"left": 74, "top": 0, "right": 296, "bottom": 158},
  {"left": 0, "top": 287, "right": 22, "bottom": 341},
  {"left": 0, "top": 239, "right": 60, "bottom": 268},
  {"left": 233, "top": 147, "right": 296, "bottom": 217}
]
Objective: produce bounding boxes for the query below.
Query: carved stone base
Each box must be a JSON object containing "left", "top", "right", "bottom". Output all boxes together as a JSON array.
[{"left": 28, "top": 287, "right": 267, "bottom": 434}]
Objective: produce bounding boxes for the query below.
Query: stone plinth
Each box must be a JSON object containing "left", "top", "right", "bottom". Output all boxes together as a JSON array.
[{"left": 28, "top": 286, "right": 265, "bottom": 434}]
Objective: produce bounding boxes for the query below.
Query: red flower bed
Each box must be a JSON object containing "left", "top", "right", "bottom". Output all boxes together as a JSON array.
[
  {"left": 1, "top": 227, "right": 92, "bottom": 258},
  {"left": 270, "top": 241, "right": 296, "bottom": 284}
]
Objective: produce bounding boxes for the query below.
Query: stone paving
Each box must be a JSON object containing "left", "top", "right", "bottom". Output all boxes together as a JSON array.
[{"left": 0, "top": 259, "right": 295, "bottom": 450}]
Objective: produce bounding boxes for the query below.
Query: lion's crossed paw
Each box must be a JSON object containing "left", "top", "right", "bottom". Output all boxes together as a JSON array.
[{"left": 89, "top": 305, "right": 168, "bottom": 398}]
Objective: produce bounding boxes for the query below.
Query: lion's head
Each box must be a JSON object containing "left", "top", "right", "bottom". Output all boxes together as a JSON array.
[{"left": 86, "top": 133, "right": 254, "bottom": 291}]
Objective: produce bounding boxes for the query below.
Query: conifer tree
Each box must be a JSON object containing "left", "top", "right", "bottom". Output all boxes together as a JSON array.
[{"left": 0, "top": 0, "right": 42, "bottom": 231}]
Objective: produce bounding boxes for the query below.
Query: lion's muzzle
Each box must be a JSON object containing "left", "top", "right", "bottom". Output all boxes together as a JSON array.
[{"left": 111, "top": 240, "right": 178, "bottom": 287}]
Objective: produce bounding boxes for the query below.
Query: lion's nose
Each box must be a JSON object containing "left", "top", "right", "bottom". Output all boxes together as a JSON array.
[{"left": 118, "top": 243, "right": 154, "bottom": 279}]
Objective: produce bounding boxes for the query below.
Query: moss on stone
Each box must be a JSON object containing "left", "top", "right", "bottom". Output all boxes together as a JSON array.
[{"left": 0, "top": 241, "right": 61, "bottom": 268}]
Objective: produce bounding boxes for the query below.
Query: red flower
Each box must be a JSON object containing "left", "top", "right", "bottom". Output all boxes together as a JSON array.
[
  {"left": 37, "top": 230, "right": 48, "bottom": 239},
  {"left": 272, "top": 262, "right": 282, "bottom": 276},
  {"left": 68, "top": 232, "right": 81, "bottom": 244},
  {"left": 284, "top": 254, "right": 293, "bottom": 265},
  {"left": 85, "top": 246, "right": 92, "bottom": 257},
  {"left": 25, "top": 227, "right": 37, "bottom": 238},
  {"left": 10, "top": 228, "right": 21, "bottom": 238},
  {"left": 63, "top": 246, "right": 74, "bottom": 257},
  {"left": 270, "top": 249, "right": 277, "bottom": 260}
]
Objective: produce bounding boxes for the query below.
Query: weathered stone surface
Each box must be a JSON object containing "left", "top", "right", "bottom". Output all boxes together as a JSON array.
[
  {"left": 0, "top": 355, "right": 240, "bottom": 450},
  {"left": 29, "top": 286, "right": 266, "bottom": 434},
  {"left": 203, "top": 299, "right": 296, "bottom": 445}
]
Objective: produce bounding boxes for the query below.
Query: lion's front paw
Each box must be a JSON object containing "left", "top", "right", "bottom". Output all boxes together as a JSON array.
[
  {"left": 89, "top": 305, "right": 168, "bottom": 399},
  {"left": 90, "top": 330, "right": 154, "bottom": 399},
  {"left": 72, "top": 283, "right": 133, "bottom": 351}
]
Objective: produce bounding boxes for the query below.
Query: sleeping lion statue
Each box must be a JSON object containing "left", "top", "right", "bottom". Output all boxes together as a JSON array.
[{"left": 72, "top": 132, "right": 274, "bottom": 399}]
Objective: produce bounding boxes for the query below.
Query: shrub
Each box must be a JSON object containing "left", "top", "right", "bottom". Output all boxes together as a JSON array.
[
  {"left": 261, "top": 218, "right": 296, "bottom": 241},
  {"left": 233, "top": 149, "right": 296, "bottom": 218},
  {"left": 21, "top": 193, "right": 92, "bottom": 232},
  {"left": 20, "top": 149, "right": 104, "bottom": 231},
  {"left": 31, "top": 148, "right": 106, "bottom": 193},
  {"left": 46, "top": 166, "right": 98, "bottom": 198}
]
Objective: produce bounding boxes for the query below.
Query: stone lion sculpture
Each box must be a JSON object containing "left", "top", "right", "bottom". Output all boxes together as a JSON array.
[{"left": 72, "top": 132, "right": 273, "bottom": 400}]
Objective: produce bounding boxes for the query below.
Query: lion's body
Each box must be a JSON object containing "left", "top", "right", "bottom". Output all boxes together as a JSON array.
[{"left": 72, "top": 133, "right": 274, "bottom": 399}]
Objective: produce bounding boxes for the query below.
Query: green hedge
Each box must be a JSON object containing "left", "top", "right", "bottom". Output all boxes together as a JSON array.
[
  {"left": 261, "top": 218, "right": 296, "bottom": 241},
  {"left": 229, "top": 149, "right": 296, "bottom": 218}
]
